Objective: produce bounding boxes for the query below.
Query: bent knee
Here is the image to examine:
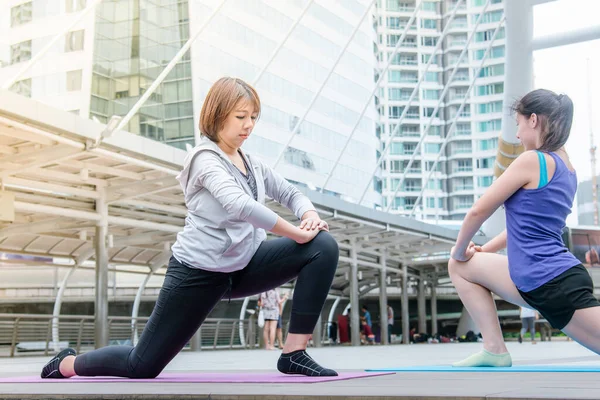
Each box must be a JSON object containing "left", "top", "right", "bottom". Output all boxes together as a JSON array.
[
  {"left": 447, "top": 257, "right": 462, "bottom": 279},
  {"left": 129, "top": 366, "right": 162, "bottom": 379},
  {"left": 313, "top": 231, "right": 339, "bottom": 256}
]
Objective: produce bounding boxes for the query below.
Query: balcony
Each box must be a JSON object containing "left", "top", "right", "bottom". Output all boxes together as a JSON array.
[
  {"left": 447, "top": 40, "right": 467, "bottom": 48},
  {"left": 398, "top": 58, "right": 418, "bottom": 65},
  {"left": 453, "top": 203, "right": 472, "bottom": 210},
  {"left": 454, "top": 185, "right": 474, "bottom": 191},
  {"left": 388, "top": 6, "right": 416, "bottom": 12},
  {"left": 453, "top": 167, "right": 473, "bottom": 173}
]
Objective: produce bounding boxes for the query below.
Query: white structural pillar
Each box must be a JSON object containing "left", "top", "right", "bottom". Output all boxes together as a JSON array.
[
  {"left": 417, "top": 272, "right": 426, "bottom": 334},
  {"left": 52, "top": 248, "right": 95, "bottom": 352},
  {"left": 457, "top": 308, "right": 478, "bottom": 337},
  {"left": 95, "top": 190, "right": 109, "bottom": 348},
  {"left": 484, "top": 0, "right": 534, "bottom": 238},
  {"left": 350, "top": 239, "right": 361, "bottom": 346},
  {"left": 313, "top": 315, "right": 322, "bottom": 347},
  {"left": 401, "top": 264, "right": 410, "bottom": 344},
  {"left": 378, "top": 250, "right": 388, "bottom": 345},
  {"left": 238, "top": 296, "right": 251, "bottom": 348},
  {"left": 327, "top": 296, "right": 341, "bottom": 333},
  {"left": 131, "top": 251, "right": 171, "bottom": 345},
  {"left": 498, "top": 0, "right": 533, "bottom": 165},
  {"left": 430, "top": 273, "right": 438, "bottom": 336}
]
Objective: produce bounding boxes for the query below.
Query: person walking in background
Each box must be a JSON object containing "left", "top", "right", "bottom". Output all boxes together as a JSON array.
[
  {"left": 519, "top": 305, "right": 538, "bottom": 344},
  {"left": 276, "top": 292, "right": 289, "bottom": 348},
  {"left": 260, "top": 289, "right": 282, "bottom": 350}
]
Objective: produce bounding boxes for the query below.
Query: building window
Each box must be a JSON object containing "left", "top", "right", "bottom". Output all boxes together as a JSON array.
[
  {"left": 421, "top": 36, "right": 438, "bottom": 47},
  {"left": 478, "top": 119, "right": 502, "bottom": 132},
  {"left": 66, "top": 70, "right": 82, "bottom": 91},
  {"left": 10, "top": 40, "right": 32, "bottom": 64},
  {"left": 10, "top": 78, "right": 32, "bottom": 97},
  {"left": 421, "top": 19, "right": 437, "bottom": 30},
  {"left": 11, "top": 2, "right": 33, "bottom": 27},
  {"left": 421, "top": 54, "right": 438, "bottom": 64},
  {"left": 471, "top": 10, "right": 503, "bottom": 24},
  {"left": 426, "top": 198, "right": 443, "bottom": 209},
  {"left": 474, "top": 46, "right": 505, "bottom": 60},
  {"left": 387, "top": 0, "right": 413, "bottom": 12},
  {"left": 422, "top": 107, "right": 436, "bottom": 117},
  {"left": 476, "top": 28, "right": 505, "bottom": 42},
  {"left": 66, "top": 0, "right": 86, "bottom": 12},
  {"left": 478, "top": 138, "right": 498, "bottom": 151},
  {"left": 427, "top": 179, "right": 442, "bottom": 190},
  {"left": 479, "top": 64, "right": 505, "bottom": 78},
  {"left": 422, "top": 1, "right": 437, "bottom": 12},
  {"left": 425, "top": 143, "right": 441, "bottom": 154},
  {"left": 422, "top": 89, "right": 439, "bottom": 100},
  {"left": 476, "top": 83, "right": 504, "bottom": 96},
  {"left": 284, "top": 147, "right": 315, "bottom": 170},
  {"left": 424, "top": 71, "right": 438, "bottom": 83},
  {"left": 477, "top": 157, "right": 495, "bottom": 169},
  {"left": 472, "top": 0, "right": 502, "bottom": 5},
  {"left": 478, "top": 176, "right": 494, "bottom": 187},
  {"left": 456, "top": 159, "right": 472, "bottom": 172},
  {"left": 65, "top": 30, "right": 84, "bottom": 52},
  {"left": 478, "top": 101, "right": 503, "bottom": 114},
  {"left": 455, "top": 195, "right": 474, "bottom": 210}
]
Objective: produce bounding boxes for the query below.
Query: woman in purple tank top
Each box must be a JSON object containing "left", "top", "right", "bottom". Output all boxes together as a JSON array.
[{"left": 448, "top": 89, "right": 600, "bottom": 368}]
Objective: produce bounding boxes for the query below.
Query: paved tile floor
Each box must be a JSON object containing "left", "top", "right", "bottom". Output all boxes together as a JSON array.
[{"left": 0, "top": 340, "right": 599, "bottom": 399}]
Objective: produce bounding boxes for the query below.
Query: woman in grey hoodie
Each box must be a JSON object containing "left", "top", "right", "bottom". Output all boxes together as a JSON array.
[{"left": 42, "top": 77, "right": 339, "bottom": 379}]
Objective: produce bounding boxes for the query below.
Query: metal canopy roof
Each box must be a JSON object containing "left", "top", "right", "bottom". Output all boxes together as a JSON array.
[{"left": 0, "top": 90, "right": 485, "bottom": 297}]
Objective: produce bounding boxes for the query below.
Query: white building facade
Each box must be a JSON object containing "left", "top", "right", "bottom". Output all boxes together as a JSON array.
[{"left": 0, "top": 0, "right": 382, "bottom": 206}]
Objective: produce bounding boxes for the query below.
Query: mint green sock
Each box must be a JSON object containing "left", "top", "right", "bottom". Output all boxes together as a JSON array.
[{"left": 452, "top": 349, "right": 512, "bottom": 367}]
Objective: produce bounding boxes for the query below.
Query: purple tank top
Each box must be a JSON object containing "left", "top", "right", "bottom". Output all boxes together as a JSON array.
[{"left": 504, "top": 152, "right": 580, "bottom": 292}]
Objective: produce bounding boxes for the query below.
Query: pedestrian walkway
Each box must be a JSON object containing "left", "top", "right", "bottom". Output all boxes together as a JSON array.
[{"left": 0, "top": 341, "right": 598, "bottom": 399}]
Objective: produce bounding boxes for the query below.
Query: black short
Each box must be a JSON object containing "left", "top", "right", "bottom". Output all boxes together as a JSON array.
[{"left": 518, "top": 264, "right": 600, "bottom": 329}]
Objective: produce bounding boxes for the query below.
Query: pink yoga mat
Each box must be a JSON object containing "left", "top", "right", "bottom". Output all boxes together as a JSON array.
[{"left": 0, "top": 371, "right": 392, "bottom": 384}]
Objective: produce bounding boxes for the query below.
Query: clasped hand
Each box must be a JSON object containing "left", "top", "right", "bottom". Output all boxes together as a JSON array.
[
  {"left": 450, "top": 241, "right": 482, "bottom": 262},
  {"left": 295, "top": 217, "right": 328, "bottom": 244}
]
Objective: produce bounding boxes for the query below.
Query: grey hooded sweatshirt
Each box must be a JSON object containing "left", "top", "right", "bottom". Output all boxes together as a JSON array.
[{"left": 171, "top": 136, "right": 316, "bottom": 272}]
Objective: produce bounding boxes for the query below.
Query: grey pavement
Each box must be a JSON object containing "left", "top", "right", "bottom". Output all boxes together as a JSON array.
[{"left": 0, "top": 340, "right": 599, "bottom": 399}]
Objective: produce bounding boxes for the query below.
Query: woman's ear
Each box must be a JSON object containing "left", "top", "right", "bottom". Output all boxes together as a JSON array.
[{"left": 529, "top": 113, "right": 538, "bottom": 129}]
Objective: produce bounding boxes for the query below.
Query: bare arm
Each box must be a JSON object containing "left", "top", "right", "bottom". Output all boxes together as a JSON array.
[
  {"left": 271, "top": 216, "right": 322, "bottom": 244},
  {"left": 452, "top": 151, "right": 538, "bottom": 261},
  {"left": 481, "top": 229, "right": 507, "bottom": 253}
]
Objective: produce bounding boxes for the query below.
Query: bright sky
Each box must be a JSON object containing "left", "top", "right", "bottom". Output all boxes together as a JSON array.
[{"left": 532, "top": 0, "right": 600, "bottom": 225}]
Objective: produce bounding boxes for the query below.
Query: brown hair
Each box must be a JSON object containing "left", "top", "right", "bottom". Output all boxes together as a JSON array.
[
  {"left": 199, "top": 77, "right": 261, "bottom": 143},
  {"left": 511, "top": 88, "right": 574, "bottom": 152}
]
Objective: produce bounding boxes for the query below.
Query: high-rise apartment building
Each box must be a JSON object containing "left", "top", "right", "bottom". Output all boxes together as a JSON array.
[{"left": 375, "top": 0, "right": 505, "bottom": 222}]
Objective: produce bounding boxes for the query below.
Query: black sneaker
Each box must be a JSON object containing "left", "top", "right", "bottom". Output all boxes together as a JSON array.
[
  {"left": 41, "top": 348, "right": 77, "bottom": 378},
  {"left": 518, "top": 334, "right": 523, "bottom": 344}
]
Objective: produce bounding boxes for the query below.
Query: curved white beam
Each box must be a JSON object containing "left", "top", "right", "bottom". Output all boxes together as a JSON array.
[
  {"left": 532, "top": 25, "right": 600, "bottom": 51},
  {"left": 239, "top": 296, "right": 251, "bottom": 347},
  {"left": 52, "top": 247, "right": 95, "bottom": 352}
]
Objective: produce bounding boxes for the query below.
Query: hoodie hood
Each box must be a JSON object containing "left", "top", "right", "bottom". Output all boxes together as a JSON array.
[{"left": 176, "top": 136, "right": 229, "bottom": 195}]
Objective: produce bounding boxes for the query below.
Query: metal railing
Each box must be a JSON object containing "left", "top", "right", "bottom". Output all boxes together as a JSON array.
[{"left": 0, "top": 314, "right": 261, "bottom": 357}]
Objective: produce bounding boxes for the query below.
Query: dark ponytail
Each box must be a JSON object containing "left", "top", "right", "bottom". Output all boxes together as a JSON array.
[{"left": 511, "top": 89, "right": 574, "bottom": 152}]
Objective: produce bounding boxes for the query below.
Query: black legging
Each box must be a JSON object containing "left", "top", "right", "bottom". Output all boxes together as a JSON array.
[{"left": 73, "top": 231, "right": 338, "bottom": 378}]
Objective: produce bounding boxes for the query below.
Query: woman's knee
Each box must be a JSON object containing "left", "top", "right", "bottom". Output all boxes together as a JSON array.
[
  {"left": 129, "top": 365, "right": 162, "bottom": 379},
  {"left": 312, "top": 231, "right": 339, "bottom": 258},
  {"left": 447, "top": 257, "right": 461, "bottom": 280}
]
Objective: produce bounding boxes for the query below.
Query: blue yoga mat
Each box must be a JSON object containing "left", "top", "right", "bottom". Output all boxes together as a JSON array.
[{"left": 366, "top": 365, "right": 600, "bottom": 373}]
